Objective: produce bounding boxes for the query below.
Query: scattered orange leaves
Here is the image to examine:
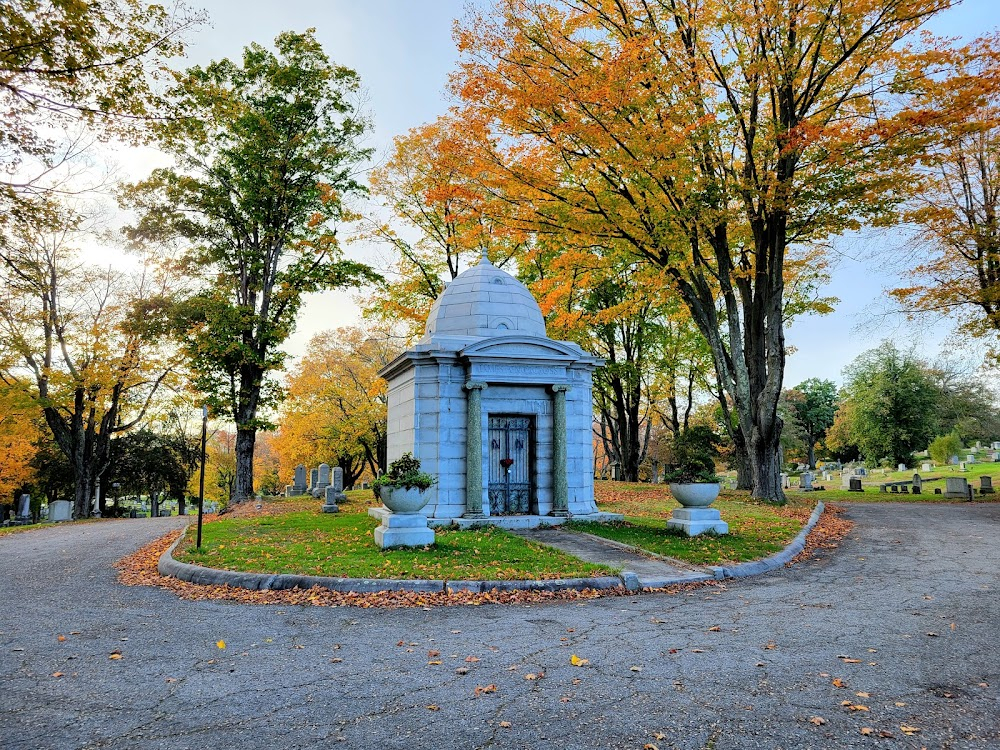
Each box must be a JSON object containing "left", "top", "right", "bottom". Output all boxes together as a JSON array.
[
  {"left": 792, "top": 504, "right": 853, "bottom": 563},
  {"left": 473, "top": 684, "right": 497, "bottom": 696},
  {"left": 117, "top": 530, "right": 724, "bottom": 609}
]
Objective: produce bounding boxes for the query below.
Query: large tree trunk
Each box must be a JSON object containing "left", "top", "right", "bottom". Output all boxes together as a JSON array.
[
  {"left": 234, "top": 426, "right": 256, "bottom": 503},
  {"left": 748, "top": 420, "right": 784, "bottom": 501},
  {"left": 807, "top": 441, "right": 817, "bottom": 471}
]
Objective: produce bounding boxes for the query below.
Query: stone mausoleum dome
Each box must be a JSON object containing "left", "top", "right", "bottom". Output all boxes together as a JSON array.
[{"left": 423, "top": 256, "right": 546, "bottom": 340}]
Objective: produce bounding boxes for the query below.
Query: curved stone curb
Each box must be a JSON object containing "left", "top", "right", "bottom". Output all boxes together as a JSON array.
[
  {"left": 158, "top": 529, "right": 626, "bottom": 594},
  {"left": 158, "top": 502, "right": 825, "bottom": 595},
  {"left": 710, "top": 501, "right": 825, "bottom": 580}
]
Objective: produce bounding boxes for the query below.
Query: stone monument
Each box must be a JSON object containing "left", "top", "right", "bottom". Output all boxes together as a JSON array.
[
  {"left": 311, "top": 463, "right": 331, "bottom": 498},
  {"left": 323, "top": 466, "right": 346, "bottom": 513},
  {"left": 48, "top": 499, "right": 72, "bottom": 522},
  {"left": 285, "top": 464, "right": 307, "bottom": 497},
  {"left": 375, "top": 255, "right": 620, "bottom": 528},
  {"left": 15, "top": 494, "right": 31, "bottom": 523},
  {"left": 945, "top": 476, "right": 969, "bottom": 499}
]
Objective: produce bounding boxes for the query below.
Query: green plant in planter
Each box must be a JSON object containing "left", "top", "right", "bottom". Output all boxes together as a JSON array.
[
  {"left": 663, "top": 426, "right": 720, "bottom": 484},
  {"left": 371, "top": 453, "right": 434, "bottom": 499}
]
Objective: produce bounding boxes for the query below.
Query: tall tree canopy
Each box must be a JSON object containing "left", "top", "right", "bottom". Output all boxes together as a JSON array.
[
  {"left": 124, "top": 30, "right": 376, "bottom": 503},
  {"left": 891, "top": 34, "right": 1000, "bottom": 353},
  {"left": 0, "top": 0, "right": 198, "bottom": 221},
  {"left": 785, "top": 379, "right": 839, "bottom": 469},
  {"left": 453, "top": 0, "right": 955, "bottom": 501}
]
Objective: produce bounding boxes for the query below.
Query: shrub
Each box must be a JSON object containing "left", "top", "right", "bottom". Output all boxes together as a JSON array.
[
  {"left": 928, "top": 432, "right": 962, "bottom": 465},
  {"left": 371, "top": 453, "right": 434, "bottom": 498},
  {"left": 663, "top": 426, "right": 720, "bottom": 484}
]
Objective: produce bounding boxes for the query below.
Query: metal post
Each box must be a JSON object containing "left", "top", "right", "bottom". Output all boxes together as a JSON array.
[{"left": 197, "top": 405, "right": 207, "bottom": 549}]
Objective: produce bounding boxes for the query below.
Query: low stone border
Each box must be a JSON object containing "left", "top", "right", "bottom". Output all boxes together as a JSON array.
[
  {"left": 709, "top": 501, "right": 825, "bottom": 579},
  {"left": 158, "top": 502, "right": 826, "bottom": 594}
]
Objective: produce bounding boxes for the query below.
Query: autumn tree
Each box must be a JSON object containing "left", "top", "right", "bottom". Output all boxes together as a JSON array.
[
  {"left": 277, "top": 326, "right": 400, "bottom": 488},
  {"left": 454, "top": 0, "right": 955, "bottom": 501},
  {"left": 364, "top": 115, "right": 526, "bottom": 336},
  {"left": 0, "top": 201, "right": 177, "bottom": 517},
  {"left": 0, "top": 0, "right": 198, "bottom": 227},
  {"left": 891, "top": 33, "right": 1000, "bottom": 351},
  {"left": 0, "top": 381, "right": 42, "bottom": 502},
  {"left": 124, "top": 30, "right": 377, "bottom": 504}
]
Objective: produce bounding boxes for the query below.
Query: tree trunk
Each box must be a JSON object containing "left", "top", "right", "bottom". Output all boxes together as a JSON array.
[
  {"left": 807, "top": 441, "right": 817, "bottom": 471},
  {"left": 748, "top": 422, "right": 784, "bottom": 502},
  {"left": 234, "top": 427, "right": 256, "bottom": 503}
]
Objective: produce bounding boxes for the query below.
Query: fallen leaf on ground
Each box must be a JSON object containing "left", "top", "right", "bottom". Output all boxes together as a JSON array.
[
  {"left": 900, "top": 724, "right": 921, "bottom": 735},
  {"left": 570, "top": 654, "right": 589, "bottom": 667},
  {"left": 455, "top": 667, "right": 469, "bottom": 675},
  {"left": 691, "top": 649, "right": 705, "bottom": 653},
  {"left": 832, "top": 678, "right": 847, "bottom": 688},
  {"left": 524, "top": 673, "right": 539, "bottom": 680},
  {"left": 764, "top": 642, "right": 777, "bottom": 650},
  {"left": 57, "top": 635, "right": 66, "bottom": 642},
  {"left": 216, "top": 640, "right": 226, "bottom": 650},
  {"left": 428, "top": 650, "right": 440, "bottom": 657},
  {"left": 427, "top": 660, "right": 442, "bottom": 666},
  {"left": 856, "top": 692, "right": 871, "bottom": 698},
  {"left": 926, "top": 632, "right": 938, "bottom": 637},
  {"left": 809, "top": 716, "right": 827, "bottom": 726},
  {"left": 630, "top": 666, "right": 642, "bottom": 672},
  {"left": 894, "top": 702, "right": 907, "bottom": 707},
  {"left": 52, "top": 672, "right": 64, "bottom": 678},
  {"left": 426, "top": 704, "right": 440, "bottom": 711},
  {"left": 109, "top": 651, "right": 123, "bottom": 660},
  {"left": 848, "top": 704, "right": 870, "bottom": 712},
  {"left": 643, "top": 745, "right": 659, "bottom": 750},
  {"left": 165, "top": 677, "right": 177, "bottom": 683},
  {"left": 708, "top": 626, "right": 721, "bottom": 632},
  {"left": 860, "top": 727, "right": 875, "bottom": 736},
  {"left": 499, "top": 721, "right": 511, "bottom": 728},
  {"left": 464, "top": 656, "right": 480, "bottom": 663},
  {"left": 841, "top": 658, "right": 862, "bottom": 663},
  {"left": 474, "top": 684, "right": 497, "bottom": 696},
  {"left": 70, "top": 631, "right": 81, "bottom": 635}
]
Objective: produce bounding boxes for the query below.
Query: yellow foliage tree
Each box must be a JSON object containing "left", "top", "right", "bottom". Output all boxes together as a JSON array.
[{"left": 275, "top": 326, "right": 402, "bottom": 488}]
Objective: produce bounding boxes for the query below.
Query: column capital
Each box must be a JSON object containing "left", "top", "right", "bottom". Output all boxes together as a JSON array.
[
  {"left": 549, "top": 384, "right": 570, "bottom": 394},
  {"left": 465, "top": 380, "right": 489, "bottom": 391}
]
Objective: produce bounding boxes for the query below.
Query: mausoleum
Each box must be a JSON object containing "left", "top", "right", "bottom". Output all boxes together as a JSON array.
[{"left": 375, "top": 256, "right": 619, "bottom": 528}]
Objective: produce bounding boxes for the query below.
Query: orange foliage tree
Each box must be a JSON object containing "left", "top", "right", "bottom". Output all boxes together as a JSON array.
[
  {"left": 0, "top": 381, "right": 41, "bottom": 503},
  {"left": 364, "top": 115, "right": 528, "bottom": 337},
  {"left": 891, "top": 33, "right": 1000, "bottom": 353},
  {"left": 453, "top": 0, "right": 955, "bottom": 500}
]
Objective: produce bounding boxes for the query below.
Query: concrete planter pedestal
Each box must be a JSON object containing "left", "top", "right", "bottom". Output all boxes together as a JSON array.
[
  {"left": 374, "top": 486, "right": 435, "bottom": 549},
  {"left": 667, "top": 483, "right": 728, "bottom": 536}
]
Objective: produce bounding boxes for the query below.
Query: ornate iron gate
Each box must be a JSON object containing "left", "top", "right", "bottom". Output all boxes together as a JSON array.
[{"left": 488, "top": 415, "right": 533, "bottom": 515}]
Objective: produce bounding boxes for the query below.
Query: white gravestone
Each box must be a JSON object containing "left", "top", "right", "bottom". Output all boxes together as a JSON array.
[
  {"left": 922, "top": 462, "right": 933, "bottom": 472},
  {"left": 48, "top": 500, "right": 72, "bottom": 522},
  {"left": 16, "top": 494, "right": 31, "bottom": 520},
  {"left": 800, "top": 472, "right": 814, "bottom": 491}
]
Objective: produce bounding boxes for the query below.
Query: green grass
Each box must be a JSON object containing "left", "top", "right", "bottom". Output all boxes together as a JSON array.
[
  {"left": 579, "top": 481, "right": 813, "bottom": 565},
  {"left": 175, "top": 505, "right": 617, "bottom": 581},
  {"left": 785, "top": 460, "right": 1000, "bottom": 503}
]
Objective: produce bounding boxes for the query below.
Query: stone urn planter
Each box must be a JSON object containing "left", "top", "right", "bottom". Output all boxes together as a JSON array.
[
  {"left": 372, "top": 453, "right": 436, "bottom": 549},
  {"left": 669, "top": 482, "right": 721, "bottom": 508},
  {"left": 378, "top": 485, "right": 430, "bottom": 514}
]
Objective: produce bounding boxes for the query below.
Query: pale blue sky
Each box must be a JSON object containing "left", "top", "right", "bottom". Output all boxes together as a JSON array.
[{"left": 181, "top": 0, "right": 1000, "bottom": 386}]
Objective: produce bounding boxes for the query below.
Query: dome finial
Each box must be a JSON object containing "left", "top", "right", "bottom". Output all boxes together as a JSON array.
[{"left": 479, "top": 253, "right": 493, "bottom": 266}]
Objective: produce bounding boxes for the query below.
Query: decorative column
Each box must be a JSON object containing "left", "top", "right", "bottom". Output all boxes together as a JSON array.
[
  {"left": 550, "top": 384, "right": 570, "bottom": 516},
  {"left": 464, "top": 381, "right": 488, "bottom": 518}
]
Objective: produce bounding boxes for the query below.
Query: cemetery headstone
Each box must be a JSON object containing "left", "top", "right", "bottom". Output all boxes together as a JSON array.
[
  {"left": 991, "top": 452, "right": 1000, "bottom": 462},
  {"left": 780, "top": 472, "right": 790, "bottom": 489},
  {"left": 849, "top": 477, "right": 863, "bottom": 492},
  {"left": 950, "top": 455, "right": 959, "bottom": 465},
  {"left": 992, "top": 441, "right": 1000, "bottom": 450},
  {"left": 323, "top": 466, "right": 346, "bottom": 513},
  {"left": 16, "top": 494, "right": 31, "bottom": 522},
  {"left": 48, "top": 500, "right": 72, "bottom": 522},
  {"left": 922, "top": 462, "right": 933, "bottom": 472},
  {"left": 980, "top": 476, "right": 995, "bottom": 495},
  {"left": 945, "top": 476, "right": 969, "bottom": 499},
  {"left": 309, "top": 468, "right": 319, "bottom": 492},
  {"left": 912, "top": 473, "right": 922, "bottom": 494},
  {"left": 285, "top": 464, "right": 308, "bottom": 497},
  {"left": 960, "top": 462, "right": 967, "bottom": 472},
  {"left": 800, "top": 472, "right": 814, "bottom": 491},
  {"left": 966, "top": 454, "right": 976, "bottom": 463},
  {"left": 897, "top": 463, "right": 907, "bottom": 472}
]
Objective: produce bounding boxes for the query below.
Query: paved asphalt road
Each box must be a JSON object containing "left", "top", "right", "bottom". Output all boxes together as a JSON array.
[{"left": 1, "top": 504, "right": 997, "bottom": 750}]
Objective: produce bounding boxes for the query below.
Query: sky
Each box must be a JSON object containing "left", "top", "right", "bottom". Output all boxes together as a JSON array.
[{"left": 108, "top": 0, "right": 1000, "bottom": 387}]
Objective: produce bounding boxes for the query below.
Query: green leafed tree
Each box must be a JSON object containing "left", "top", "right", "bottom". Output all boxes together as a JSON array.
[
  {"left": 837, "top": 345, "right": 940, "bottom": 466},
  {"left": 785, "top": 379, "right": 839, "bottom": 469},
  {"left": 123, "top": 30, "right": 377, "bottom": 503}
]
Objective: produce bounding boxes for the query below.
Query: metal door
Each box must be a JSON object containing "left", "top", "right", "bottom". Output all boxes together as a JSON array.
[{"left": 487, "top": 415, "right": 533, "bottom": 515}]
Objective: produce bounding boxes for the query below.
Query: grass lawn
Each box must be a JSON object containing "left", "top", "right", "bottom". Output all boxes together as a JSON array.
[
  {"left": 174, "top": 495, "right": 617, "bottom": 581},
  {"left": 575, "top": 481, "right": 815, "bottom": 565}
]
